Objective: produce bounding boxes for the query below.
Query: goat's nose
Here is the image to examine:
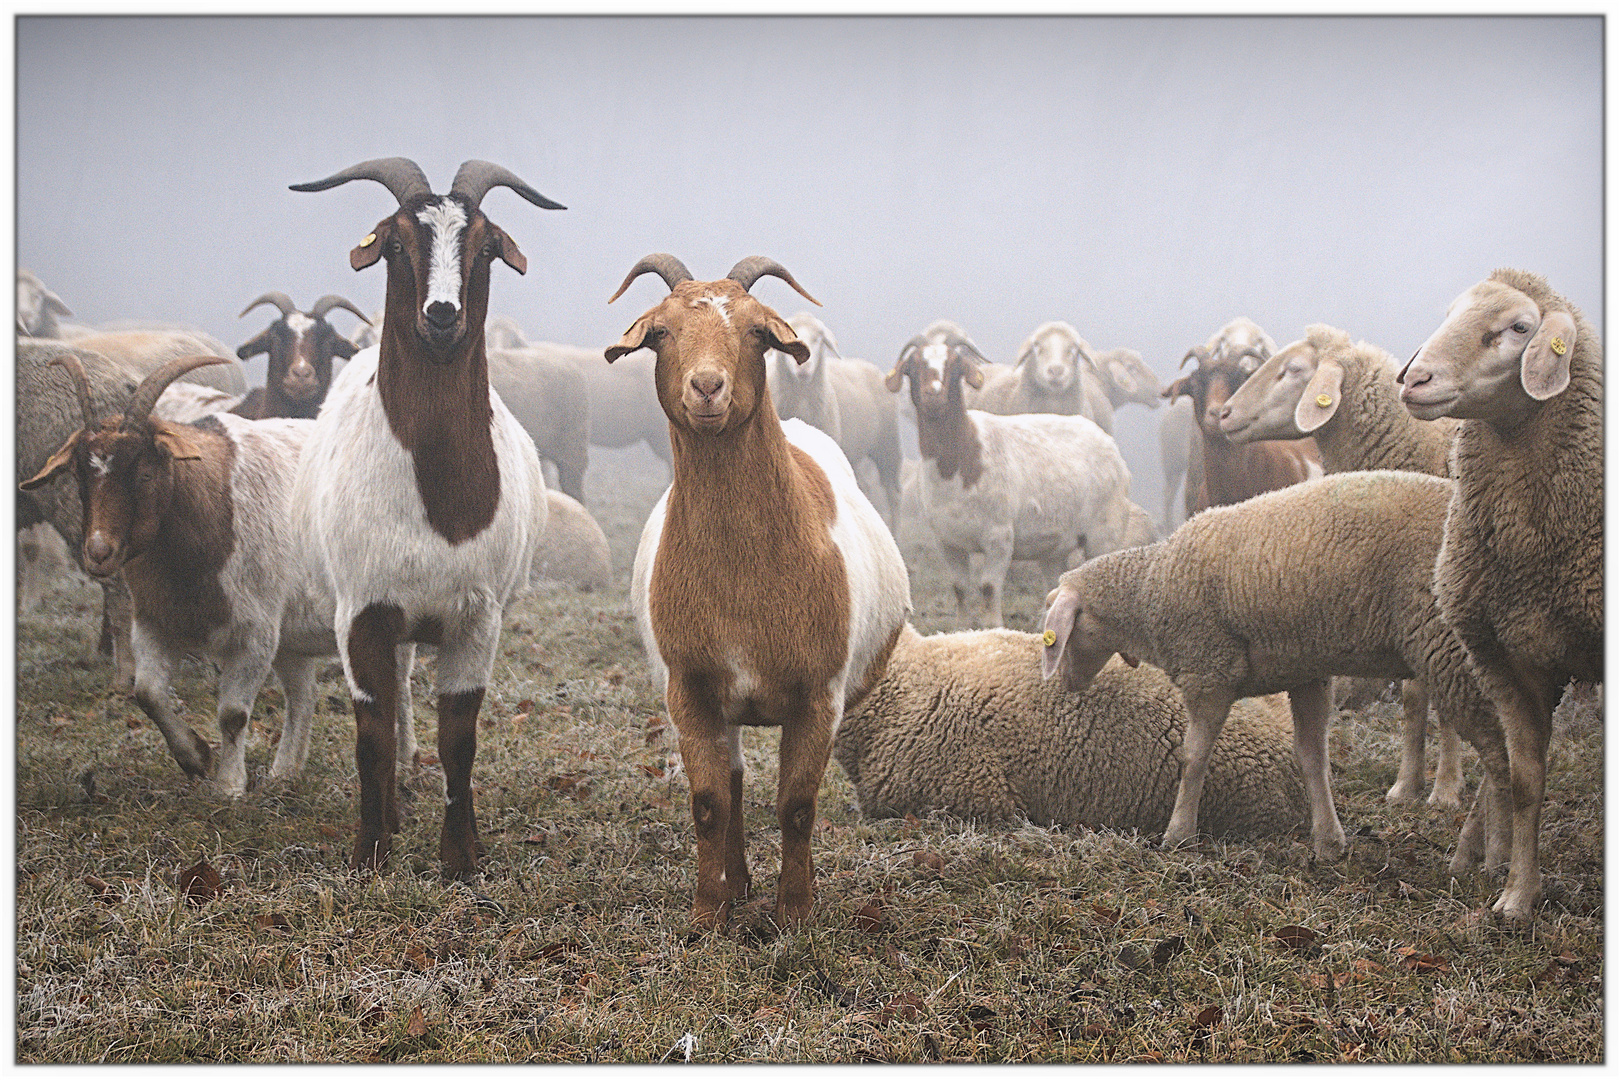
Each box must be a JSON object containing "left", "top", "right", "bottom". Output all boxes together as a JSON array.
[
  {"left": 425, "top": 301, "right": 458, "bottom": 329},
  {"left": 690, "top": 371, "right": 724, "bottom": 400},
  {"left": 85, "top": 534, "right": 113, "bottom": 565}
]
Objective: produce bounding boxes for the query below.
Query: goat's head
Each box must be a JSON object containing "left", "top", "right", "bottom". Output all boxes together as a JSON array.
[
  {"left": 606, "top": 255, "right": 819, "bottom": 436},
  {"left": 1164, "top": 355, "right": 1250, "bottom": 436},
  {"left": 1015, "top": 321, "right": 1086, "bottom": 396},
  {"left": 291, "top": 158, "right": 563, "bottom": 361},
  {"left": 237, "top": 292, "right": 369, "bottom": 410},
  {"left": 21, "top": 353, "right": 228, "bottom": 579},
  {"left": 1398, "top": 272, "right": 1578, "bottom": 422},
  {"left": 885, "top": 326, "right": 988, "bottom": 420}
]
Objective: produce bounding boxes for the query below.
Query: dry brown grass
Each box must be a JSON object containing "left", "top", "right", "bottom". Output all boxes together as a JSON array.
[{"left": 15, "top": 445, "right": 1603, "bottom": 1062}]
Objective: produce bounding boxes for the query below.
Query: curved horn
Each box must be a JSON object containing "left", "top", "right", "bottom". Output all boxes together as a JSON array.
[
  {"left": 122, "top": 354, "right": 230, "bottom": 428},
  {"left": 448, "top": 160, "right": 565, "bottom": 211},
  {"left": 289, "top": 157, "right": 432, "bottom": 205},
  {"left": 608, "top": 253, "right": 694, "bottom": 303},
  {"left": 1179, "top": 345, "right": 1209, "bottom": 370},
  {"left": 238, "top": 291, "right": 297, "bottom": 320},
  {"left": 309, "top": 295, "right": 372, "bottom": 325},
  {"left": 726, "top": 257, "right": 821, "bottom": 306},
  {"left": 49, "top": 354, "right": 97, "bottom": 429},
  {"left": 942, "top": 330, "right": 990, "bottom": 366}
]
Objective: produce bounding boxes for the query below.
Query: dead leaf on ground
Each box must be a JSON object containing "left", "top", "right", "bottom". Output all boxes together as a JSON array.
[
  {"left": 405, "top": 1005, "right": 428, "bottom": 1038},
  {"left": 177, "top": 859, "right": 222, "bottom": 906},
  {"left": 1273, "top": 925, "right": 1320, "bottom": 951},
  {"left": 1153, "top": 935, "right": 1187, "bottom": 967},
  {"left": 1194, "top": 1004, "right": 1223, "bottom": 1027},
  {"left": 852, "top": 899, "right": 885, "bottom": 934},
  {"left": 1091, "top": 903, "right": 1121, "bottom": 926},
  {"left": 254, "top": 913, "right": 293, "bottom": 933},
  {"left": 1396, "top": 946, "right": 1451, "bottom": 974},
  {"left": 85, "top": 875, "right": 118, "bottom": 903},
  {"left": 912, "top": 850, "right": 945, "bottom": 871}
]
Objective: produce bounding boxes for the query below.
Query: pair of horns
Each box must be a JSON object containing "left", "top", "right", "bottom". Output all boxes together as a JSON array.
[
  {"left": 290, "top": 157, "right": 565, "bottom": 212},
  {"left": 896, "top": 328, "right": 987, "bottom": 368},
  {"left": 607, "top": 253, "right": 821, "bottom": 306},
  {"left": 51, "top": 352, "right": 228, "bottom": 432},
  {"left": 239, "top": 292, "right": 372, "bottom": 325}
]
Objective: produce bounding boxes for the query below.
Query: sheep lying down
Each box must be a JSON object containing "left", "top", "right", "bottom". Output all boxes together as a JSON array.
[{"left": 833, "top": 624, "right": 1306, "bottom": 839}]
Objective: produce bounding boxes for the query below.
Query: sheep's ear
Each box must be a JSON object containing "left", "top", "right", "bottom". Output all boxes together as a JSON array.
[
  {"left": 20, "top": 432, "right": 81, "bottom": 490},
  {"left": 1013, "top": 339, "right": 1036, "bottom": 368},
  {"left": 605, "top": 314, "right": 655, "bottom": 363},
  {"left": 44, "top": 289, "right": 72, "bottom": 319},
  {"left": 1293, "top": 358, "right": 1343, "bottom": 434},
  {"left": 236, "top": 329, "right": 271, "bottom": 361},
  {"left": 1521, "top": 311, "right": 1575, "bottom": 401},
  {"left": 152, "top": 422, "right": 207, "bottom": 462},
  {"left": 1105, "top": 356, "right": 1138, "bottom": 396},
  {"left": 490, "top": 223, "right": 527, "bottom": 275},
  {"left": 350, "top": 219, "right": 392, "bottom": 271},
  {"left": 762, "top": 311, "right": 810, "bottom": 364}
]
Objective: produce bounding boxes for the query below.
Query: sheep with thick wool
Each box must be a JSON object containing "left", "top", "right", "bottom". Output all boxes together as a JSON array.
[
  {"left": 529, "top": 489, "right": 612, "bottom": 592},
  {"left": 1399, "top": 267, "right": 1603, "bottom": 924},
  {"left": 1041, "top": 470, "right": 1512, "bottom": 869},
  {"left": 834, "top": 624, "right": 1306, "bottom": 838}
]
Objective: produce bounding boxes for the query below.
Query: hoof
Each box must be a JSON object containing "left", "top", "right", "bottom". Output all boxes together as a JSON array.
[
  {"left": 350, "top": 835, "right": 392, "bottom": 872},
  {"left": 690, "top": 899, "right": 733, "bottom": 932},
  {"left": 1384, "top": 782, "right": 1422, "bottom": 804}
]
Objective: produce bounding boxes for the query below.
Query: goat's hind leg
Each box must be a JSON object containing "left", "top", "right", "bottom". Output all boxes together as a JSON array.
[{"left": 212, "top": 634, "right": 279, "bottom": 797}]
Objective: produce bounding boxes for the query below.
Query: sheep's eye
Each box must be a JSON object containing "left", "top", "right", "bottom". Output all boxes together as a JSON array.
[{"left": 1511, "top": 321, "right": 1531, "bottom": 335}]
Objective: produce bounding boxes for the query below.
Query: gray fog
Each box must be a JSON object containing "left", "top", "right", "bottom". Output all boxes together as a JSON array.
[{"left": 17, "top": 15, "right": 1603, "bottom": 514}]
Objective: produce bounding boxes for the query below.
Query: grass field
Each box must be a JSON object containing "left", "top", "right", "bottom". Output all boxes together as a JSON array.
[{"left": 14, "top": 445, "right": 1603, "bottom": 1062}]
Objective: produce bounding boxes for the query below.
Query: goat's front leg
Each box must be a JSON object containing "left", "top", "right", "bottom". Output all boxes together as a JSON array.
[
  {"left": 430, "top": 602, "right": 506, "bottom": 882},
  {"left": 1162, "top": 683, "right": 1236, "bottom": 850},
  {"left": 775, "top": 690, "right": 838, "bottom": 927},
  {"left": 129, "top": 622, "right": 212, "bottom": 779},
  {"left": 1288, "top": 678, "right": 1347, "bottom": 861},
  {"left": 670, "top": 673, "right": 739, "bottom": 929},
  {"left": 342, "top": 603, "right": 406, "bottom": 872},
  {"left": 212, "top": 633, "right": 279, "bottom": 796}
]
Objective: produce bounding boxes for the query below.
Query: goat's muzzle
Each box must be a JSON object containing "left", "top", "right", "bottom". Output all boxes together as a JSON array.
[
  {"left": 683, "top": 368, "right": 731, "bottom": 431},
  {"left": 281, "top": 361, "right": 321, "bottom": 401},
  {"left": 83, "top": 532, "right": 122, "bottom": 580}
]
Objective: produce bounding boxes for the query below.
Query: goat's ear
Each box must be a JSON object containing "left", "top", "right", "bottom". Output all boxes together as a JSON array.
[
  {"left": 350, "top": 219, "right": 391, "bottom": 271},
  {"left": 490, "top": 224, "right": 527, "bottom": 275},
  {"left": 759, "top": 311, "right": 809, "bottom": 364},
  {"left": 151, "top": 422, "right": 208, "bottom": 462},
  {"left": 236, "top": 329, "right": 271, "bottom": 361},
  {"left": 332, "top": 335, "right": 360, "bottom": 360},
  {"left": 606, "top": 314, "right": 655, "bottom": 363},
  {"left": 1293, "top": 357, "right": 1343, "bottom": 433},
  {"left": 1163, "top": 373, "right": 1193, "bottom": 401},
  {"left": 961, "top": 356, "right": 986, "bottom": 390},
  {"left": 1521, "top": 310, "right": 1576, "bottom": 401},
  {"left": 884, "top": 360, "right": 910, "bottom": 393},
  {"left": 20, "top": 433, "right": 81, "bottom": 490}
]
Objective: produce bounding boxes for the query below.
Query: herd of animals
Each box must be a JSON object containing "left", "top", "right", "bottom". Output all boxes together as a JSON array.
[{"left": 14, "top": 156, "right": 1602, "bottom": 932}]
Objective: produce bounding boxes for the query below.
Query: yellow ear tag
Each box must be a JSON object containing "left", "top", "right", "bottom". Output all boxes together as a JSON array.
[
  {"left": 1550, "top": 337, "right": 1568, "bottom": 356},
  {"left": 359, "top": 233, "right": 377, "bottom": 247},
  {"left": 1316, "top": 394, "right": 1333, "bottom": 408},
  {"left": 1042, "top": 629, "right": 1057, "bottom": 647}
]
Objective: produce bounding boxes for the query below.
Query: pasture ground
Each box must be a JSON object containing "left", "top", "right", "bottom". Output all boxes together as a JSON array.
[{"left": 14, "top": 445, "right": 1604, "bottom": 1062}]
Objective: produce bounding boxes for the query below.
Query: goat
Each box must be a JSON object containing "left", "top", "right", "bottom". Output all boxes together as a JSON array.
[
  {"left": 233, "top": 292, "right": 370, "bottom": 419},
  {"left": 289, "top": 156, "right": 561, "bottom": 880},
  {"left": 612, "top": 254, "right": 910, "bottom": 928}
]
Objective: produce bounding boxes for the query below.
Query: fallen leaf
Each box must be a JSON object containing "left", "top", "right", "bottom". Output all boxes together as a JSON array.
[
  {"left": 639, "top": 764, "right": 665, "bottom": 779},
  {"left": 1194, "top": 1004, "right": 1223, "bottom": 1027},
  {"left": 1396, "top": 946, "right": 1451, "bottom": 973},
  {"left": 853, "top": 899, "right": 885, "bottom": 934},
  {"left": 254, "top": 913, "right": 293, "bottom": 932},
  {"left": 85, "top": 875, "right": 117, "bottom": 903},
  {"left": 511, "top": 712, "right": 530, "bottom": 725},
  {"left": 881, "top": 992, "right": 923, "bottom": 1023},
  {"left": 1274, "top": 925, "right": 1320, "bottom": 951},
  {"left": 406, "top": 1005, "right": 428, "bottom": 1038},
  {"left": 1153, "top": 935, "right": 1187, "bottom": 967},
  {"left": 177, "top": 859, "right": 221, "bottom": 906},
  {"left": 912, "top": 850, "right": 945, "bottom": 871},
  {"left": 1117, "top": 944, "right": 1147, "bottom": 971},
  {"left": 515, "top": 699, "right": 535, "bottom": 713},
  {"left": 1091, "top": 903, "right": 1121, "bottom": 926}
]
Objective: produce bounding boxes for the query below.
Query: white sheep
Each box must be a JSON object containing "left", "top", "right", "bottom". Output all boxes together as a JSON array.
[
  {"left": 70, "top": 328, "right": 248, "bottom": 396},
  {"left": 1040, "top": 470, "right": 1512, "bottom": 871},
  {"left": 1218, "top": 323, "right": 1465, "bottom": 806},
  {"left": 1398, "top": 268, "right": 1603, "bottom": 924},
  {"left": 834, "top": 623, "right": 1306, "bottom": 838},
  {"left": 611, "top": 254, "right": 910, "bottom": 929},
  {"left": 16, "top": 269, "right": 74, "bottom": 338},
  {"left": 886, "top": 323, "right": 1140, "bottom": 628},
  {"left": 486, "top": 340, "right": 592, "bottom": 502},
  {"left": 529, "top": 489, "right": 612, "bottom": 592}
]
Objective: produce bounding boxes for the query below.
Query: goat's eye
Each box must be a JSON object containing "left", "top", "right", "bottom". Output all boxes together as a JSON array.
[{"left": 387, "top": 238, "right": 403, "bottom": 255}]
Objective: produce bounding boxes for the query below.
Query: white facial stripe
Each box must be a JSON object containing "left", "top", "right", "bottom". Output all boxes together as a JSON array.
[
  {"left": 417, "top": 200, "right": 468, "bottom": 312},
  {"left": 922, "top": 341, "right": 948, "bottom": 380},
  {"left": 285, "top": 312, "right": 314, "bottom": 337},
  {"left": 695, "top": 294, "right": 731, "bottom": 327},
  {"left": 89, "top": 453, "right": 111, "bottom": 478}
]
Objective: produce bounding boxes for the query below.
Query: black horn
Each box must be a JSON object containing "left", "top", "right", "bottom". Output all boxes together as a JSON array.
[
  {"left": 608, "top": 254, "right": 695, "bottom": 303},
  {"left": 49, "top": 354, "right": 97, "bottom": 429},
  {"left": 448, "top": 160, "right": 565, "bottom": 211},
  {"left": 943, "top": 330, "right": 990, "bottom": 366},
  {"left": 122, "top": 355, "right": 230, "bottom": 429},
  {"left": 238, "top": 291, "right": 297, "bottom": 320},
  {"left": 290, "top": 157, "right": 433, "bottom": 206},
  {"left": 726, "top": 257, "right": 821, "bottom": 306},
  {"left": 310, "top": 295, "right": 372, "bottom": 325}
]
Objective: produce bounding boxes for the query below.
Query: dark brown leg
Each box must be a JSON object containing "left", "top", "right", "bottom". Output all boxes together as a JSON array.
[
  {"left": 346, "top": 604, "right": 404, "bottom": 872},
  {"left": 437, "top": 687, "right": 484, "bottom": 881}
]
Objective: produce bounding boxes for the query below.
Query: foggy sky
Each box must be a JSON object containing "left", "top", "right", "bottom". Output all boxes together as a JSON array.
[{"left": 15, "top": 15, "right": 1604, "bottom": 510}]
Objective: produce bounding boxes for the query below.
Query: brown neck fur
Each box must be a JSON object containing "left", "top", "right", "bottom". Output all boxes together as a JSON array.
[{"left": 913, "top": 377, "right": 984, "bottom": 487}]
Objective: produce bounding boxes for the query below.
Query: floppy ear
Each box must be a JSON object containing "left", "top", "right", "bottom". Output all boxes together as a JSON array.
[
  {"left": 236, "top": 329, "right": 272, "bottom": 361},
  {"left": 761, "top": 310, "right": 810, "bottom": 364},
  {"left": 44, "top": 289, "right": 72, "bottom": 319},
  {"left": 1521, "top": 310, "right": 1575, "bottom": 401},
  {"left": 151, "top": 422, "right": 208, "bottom": 462},
  {"left": 350, "top": 219, "right": 392, "bottom": 271},
  {"left": 20, "top": 432, "right": 82, "bottom": 490},
  {"left": 1163, "top": 373, "right": 1195, "bottom": 402},
  {"left": 1293, "top": 358, "right": 1343, "bottom": 434},
  {"left": 1013, "top": 338, "right": 1036, "bottom": 368},
  {"left": 884, "top": 361, "right": 909, "bottom": 393},
  {"left": 490, "top": 223, "right": 527, "bottom": 275},
  {"left": 1040, "top": 584, "right": 1081, "bottom": 682},
  {"left": 332, "top": 335, "right": 359, "bottom": 359},
  {"left": 605, "top": 314, "right": 655, "bottom": 363},
  {"left": 1105, "top": 356, "right": 1138, "bottom": 396}
]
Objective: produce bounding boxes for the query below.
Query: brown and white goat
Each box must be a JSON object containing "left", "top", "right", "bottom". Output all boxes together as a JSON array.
[
  {"left": 613, "top": 254, "right": 910, "bottom": 929},
  {"left": 289, "top": 157, "right": 559, "bottom": 880},
  {"left": 233, "top": 291, "right": 371, "bottom": 419}
]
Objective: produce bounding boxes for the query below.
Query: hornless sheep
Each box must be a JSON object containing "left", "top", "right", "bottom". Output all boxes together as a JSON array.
[
  {"left": 486, "top": 341, "right": 592, "bottom": 502},
  {"left": 70, "top": 329, "right": 248, "bottom": 396},
  {"left": 834, "top": 624, "right": 1306, "bottom": 838},
  {"left": 1040, "top": 470, "right": 1512, "bottom": 872},
  {"left": 530, "top": 489, "right": 612, "bottom": 592},
  {"left": 289, "top": 156, "right": 560, "bottom": 879},
  {"left": 612, "top": 254, "right": 910, "bottom": 929},
  {"left": 17, "top": 269, "right": 74, "bottom": 338},
  {"left": 1219, "top": 323, "right": 1465, "bottom": 806},
  {"left": 968, "top": 320, "right": 1103, "bottom": 428},
  {"left": 887, "top": 324, "right": 1140, "bottom": 628},
  {"left": 233, "top": 291, "right": 371, "bottom": 420},
  {"left": 1399, "top": 268, "right": 1603, "bottom": 924}
]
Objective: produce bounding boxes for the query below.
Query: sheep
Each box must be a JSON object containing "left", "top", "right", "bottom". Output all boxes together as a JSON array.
[
  {"left": 1157, "top": 397, "right": 1197, "bottom": 530},
  {"left": 1039, "top": 470, "right": 1512, "bottom": 872},
  {"left": 486, "top": 340, "right": 592, "bottom": 502},
  {"left": 233, "top": 292, "right": 371, "bottom": 420},
  {"left": 17, "top": 353, "right": 417, "bottom": 794},
  {"left": 17, "top": 520, "right": 85, "bottom": 613},
  {"left": 1398, "top": 268, "right": 1603, "bottom": 924},
  {"left": 1218, "top": 323, "right": 1465, "bottom": 806},
  {"left": 886, "top": 323, "right": 1141, "bottom": 628},
  {"left": 611, "top": 254, "right": 910, "bottom": 929},
  {"left": 153, "top": 382, "right": 245, "bottom": 423},
  {"left": 69, "top": 328, "right": 249, "bottom": 396},
  {"left": 17, "top": 269, "right": 74, "bottom": 338},
  {"left": 766, "top": 311, "right": 903, "bottom": 525},
  {"left": 967, "top": 320, "right": 1106, "bottom": 428},
  {"left": 833, "top": 623, "right": 1307, "bottom": 837},
  {"left": 530, "top": 489, "right": 612, "bottom": 592},
  {"left": 289, "top": 156, "right": 560, "bottom": 880}
]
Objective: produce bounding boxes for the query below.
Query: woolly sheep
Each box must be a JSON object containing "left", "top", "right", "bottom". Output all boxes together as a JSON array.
[
  {"left": 1041, "top": 470, "right": 1512, "bottom": 870},
  {"left": 71, "top": 329, "right": 248, "bottom": 396},
  {"left": 1398, "top": 267, "right": 1603, "bottom": 924},
  {"left": 834, "top": 624, "right": 1306, "bottom": 838},
  {"left": 529, "top": 489, "right": 612, "bottom": 592},
  {"left": 486, "top": 341, "right": 592, "bottom": 502}
]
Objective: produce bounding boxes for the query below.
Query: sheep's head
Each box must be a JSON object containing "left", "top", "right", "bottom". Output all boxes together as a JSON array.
[
  {"left": 20, "top": 353, "right": 226, "bottom": 579},
  {"left": 1015, "top": 321, "right": 1087, "bottom": 397},
  {"left": 1097, "top": 348, "right": 1163, "bottom": 408},
  {"left": 885, "top": 326, "right": 988, "bottom": 420},
  {"left": 17, "top": 270, "right": 71, "bottom": 338},
  {"left": 1399, "top": 272, "right": 1579, "bottom": 424},
  {"left": 1219, "top": 325, "right": 1351, "bottom": 442},
  {"left": 607, "top": 254, "right": 819, "bottom": 436},
  {"left": 236, "top": 292, "right": 369, "bottom": 411},
  {"left": 1039, "top": 571, "right": 1138, "bottom": 691},
  {"left": 769, "top": 311, "right": 837, "bottom": 386},
  {"left": 291, "top": 158, "right": 563, "bottom": 361}
]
